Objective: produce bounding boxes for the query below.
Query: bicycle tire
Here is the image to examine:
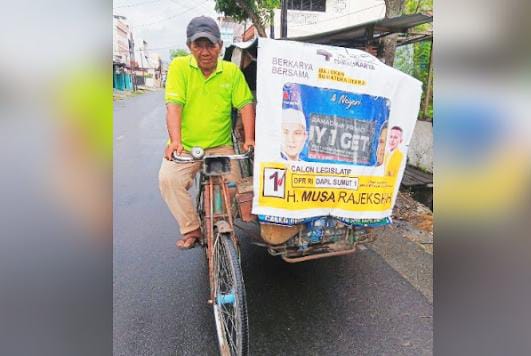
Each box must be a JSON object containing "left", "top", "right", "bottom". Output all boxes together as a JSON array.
[
  {"left": 195, "top": 175, "right": 208, "bottom": 248},
  {"left": 211, "top": 232, "right": 249, "bottom": 356},
  {"left": 195, "top": 174, "right": 204, "bottom": 218}
]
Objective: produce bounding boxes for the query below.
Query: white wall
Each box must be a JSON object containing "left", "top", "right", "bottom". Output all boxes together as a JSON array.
[
  {"left": 407, "top": 120, "right": 433, "bottom": 173},
  {"left": 272, "top": 0, "right": 385, "bottom": 38},
  {"left": 113, "top": 17, "right": 130, "bottom": 64},
  {"left": 219, "top": 18, "right": 245, "bottom": 44}
]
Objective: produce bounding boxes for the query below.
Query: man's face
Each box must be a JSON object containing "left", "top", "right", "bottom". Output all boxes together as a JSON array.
[
  {"left": 188, "top": 38, "right": 221, "bottom": 72},
  {"left": 281, "top": 122, "right": 307, "bottom": 160},
  {"left": 377, "top": 127, "right": 387, "bottom": 165},
  {"left": 389, "top": 128, "right": 403, "bottom": 151}
]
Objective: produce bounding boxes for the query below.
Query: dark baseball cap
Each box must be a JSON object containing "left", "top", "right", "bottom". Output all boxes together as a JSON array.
[{"left": 187, "top": 16, "right": 221, "bottom": 43}]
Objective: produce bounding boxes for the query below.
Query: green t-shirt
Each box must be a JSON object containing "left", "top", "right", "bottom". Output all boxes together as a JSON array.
[{"left": 165, "top": 55, "right": 253, "bottom": 150}]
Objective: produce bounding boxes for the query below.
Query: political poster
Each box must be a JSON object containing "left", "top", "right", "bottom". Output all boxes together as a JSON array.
[{"left": 252, "top": 38, "right": 422, "bottom": 225}]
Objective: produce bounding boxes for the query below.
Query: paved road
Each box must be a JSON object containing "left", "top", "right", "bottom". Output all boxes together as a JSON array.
[{"left": 113, "top": 90, "right": 433, "bottom": 355}]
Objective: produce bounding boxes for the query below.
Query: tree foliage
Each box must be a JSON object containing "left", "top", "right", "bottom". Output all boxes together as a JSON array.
[
  {"left": 393, "top": 0, "right": 433, "bottom": 120},
  {"left": 403, "top": 0, "right": 432, "bottom": 16},
  {"left": 214, "top": 0, "right": 280, "bottom": 37},
  {"left": 169, "top": 48, "right": 189, "bottom": 60},
  {"left": 403, "top": 0, "right": 433, "bottom": 86}
]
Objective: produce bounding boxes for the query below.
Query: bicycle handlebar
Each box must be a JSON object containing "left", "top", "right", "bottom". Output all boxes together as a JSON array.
[
  {"left": 172, "top": 147, "right": 254, "bottom": 163},
  {"left": 171, "top": 153, "right": 195, "bottom": 162}
]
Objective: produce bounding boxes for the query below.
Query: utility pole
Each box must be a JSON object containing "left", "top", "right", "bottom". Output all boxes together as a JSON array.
[
  {"left": 270, "top": 10, "right": 275, "bottom": 39},
  {"left": 158, "top": 58, "right": 162, "bottom": 88},
  {"left": 129, "top": 32, "right": 137, "bottom": 91},
  {"left": 140, "top": 40, "right": 146, "bottom": 87},
  {"left": 280, "top": 0, "right": 288, "bottom": 38}
]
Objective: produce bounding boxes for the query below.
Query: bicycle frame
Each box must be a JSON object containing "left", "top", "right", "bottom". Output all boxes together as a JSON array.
[
  {"left": 202, "top": 174, "right": 239, "bottom": 301},
  {"left": 173, "top": 148, "right": 252, "bottom": 356},
  {"left": 173, "top": 149, "right": 251, "bottom": 300}
]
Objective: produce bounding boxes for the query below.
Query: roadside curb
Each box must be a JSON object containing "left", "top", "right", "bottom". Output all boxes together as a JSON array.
[
  {"left": 113, "top": 88, "right": 162, "bottom": 101},
  {"left": 369, "top": 223, "right": 433, "bottom": 304}
]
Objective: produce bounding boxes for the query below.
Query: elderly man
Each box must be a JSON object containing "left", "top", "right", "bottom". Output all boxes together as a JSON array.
[{"left": 159, "top": 16, "right": 255, "bottom": 249}]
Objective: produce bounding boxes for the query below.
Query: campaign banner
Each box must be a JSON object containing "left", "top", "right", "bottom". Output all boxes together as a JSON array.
[{"left": 252, "top": 38, "right": 422, "bottom": 224}]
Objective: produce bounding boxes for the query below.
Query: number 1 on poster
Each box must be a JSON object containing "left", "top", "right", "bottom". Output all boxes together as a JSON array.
[{"left": 263, "top": 168, "right": 286, "bottom": 198}]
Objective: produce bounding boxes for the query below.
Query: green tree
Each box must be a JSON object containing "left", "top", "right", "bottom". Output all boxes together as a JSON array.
[
  {"left": 214, "top": 0, "right": 280, "bottom": 37},
  {"left": 393, "top": 0, "right": 433, "bottom": 120},
  {"left": 169, "top": 48, "right": 189, "bottom": 60},
  {"left": 394, "top": 45, "right": 415, "bottom": 76},
  {"left": 403, "top": 0, "right": 432, "bottom": 84},
  {"left": 403, "top": 0, "right": 432, "bottom": 16}
]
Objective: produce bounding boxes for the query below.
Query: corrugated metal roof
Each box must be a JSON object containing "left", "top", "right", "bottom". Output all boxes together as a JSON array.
[{"left": 222, "top": 13, "right": 432, "bottom": 62}]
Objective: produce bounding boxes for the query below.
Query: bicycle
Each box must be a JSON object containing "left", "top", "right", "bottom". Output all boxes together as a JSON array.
[{"left": 172, "top": 146, "right": 252, "bottom": 356}]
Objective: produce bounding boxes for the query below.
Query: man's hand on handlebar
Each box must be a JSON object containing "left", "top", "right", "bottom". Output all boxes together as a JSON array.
[
  {"left": 164, "top": 142, "right": 184, "bottom": 160},
  {"left": 242, "top": 139, "right": 255, "bottom": 152}
]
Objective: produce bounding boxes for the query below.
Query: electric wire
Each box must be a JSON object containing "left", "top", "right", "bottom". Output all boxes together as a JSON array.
[
  {"left": 131, "top": 0, "right": 211, "bottom": 28},
  {"left": 113, "top": 0, "right": 162, "bottom": 9}
]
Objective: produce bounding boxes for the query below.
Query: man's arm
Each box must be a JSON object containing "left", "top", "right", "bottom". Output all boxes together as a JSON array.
[
  {"left": 240, "top": 103, "right": 255, "bottom": 151},
  {"left": 164, "top": 103, "right": 184, "bottom": 160}
]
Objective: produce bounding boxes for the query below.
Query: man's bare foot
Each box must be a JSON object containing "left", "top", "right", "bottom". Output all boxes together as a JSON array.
[
  {"left": 176, "top": 228, "right": 201, "bottom": 249},
  {"left": 176, "top": 236, "right": 198, "bottom": 249}
]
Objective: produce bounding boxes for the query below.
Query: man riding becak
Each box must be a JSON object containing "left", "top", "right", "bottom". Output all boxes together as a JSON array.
[{"left": 159, "top": 16, "right": 255, "bottom": 249}]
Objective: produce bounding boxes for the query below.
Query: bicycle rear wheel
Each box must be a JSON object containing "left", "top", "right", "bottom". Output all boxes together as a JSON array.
[{"left": 211, "top": 233, "right": 249, "bottom": 356}]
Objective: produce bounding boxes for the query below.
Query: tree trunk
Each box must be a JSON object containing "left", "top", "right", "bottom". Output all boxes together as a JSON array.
[
  {"left": 422, "top": 40, "right": 433, "bottom": 120},
  {"left": 381, "top": 0, "right": 404, "bottom": 66},
  {"left": 382, "top": 34, "right": 399, "bottom": 66},
  {"left": 234, "top": 0, "right": 268, "bottom": 37}
]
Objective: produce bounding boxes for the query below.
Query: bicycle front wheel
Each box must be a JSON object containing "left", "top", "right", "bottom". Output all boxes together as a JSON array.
[{"left": 211, "top": 233, "right": 249, "bottom": 356}]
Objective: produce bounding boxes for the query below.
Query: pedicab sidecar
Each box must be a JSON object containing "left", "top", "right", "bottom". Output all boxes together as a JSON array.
[{"left": 225, "top": 38, "right": 422, "bottom": 263}]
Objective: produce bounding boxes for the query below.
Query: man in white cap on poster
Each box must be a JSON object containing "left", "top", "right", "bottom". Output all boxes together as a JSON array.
[{"left": 280, "top": 108, "right": 308, "bottom": 161}]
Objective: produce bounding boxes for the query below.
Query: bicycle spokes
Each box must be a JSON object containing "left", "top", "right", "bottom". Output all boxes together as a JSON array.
[{"left": 211, "top": 233, "right": 248, "bottom": 355}]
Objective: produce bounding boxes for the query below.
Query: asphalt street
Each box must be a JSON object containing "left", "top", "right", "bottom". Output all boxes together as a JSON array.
[{"left": 113, "top": 90, "right": 433, "bottom": 355}]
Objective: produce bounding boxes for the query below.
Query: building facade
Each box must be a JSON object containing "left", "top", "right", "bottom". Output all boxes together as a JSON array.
[
  {"left": 218, "top": 16, "right": 247, "bottom": 56},
  {"left": 272, "top": 0, "right": 386, "bottom": 38},
  {"left": 113, "top": 15, "right": 133, "bottom": 91},
  {"left": 132, "top": 37, "right": 163, "bottom": 88},
  {"left": 113, "top": 15, "right": 163, "bottom": 91}
]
